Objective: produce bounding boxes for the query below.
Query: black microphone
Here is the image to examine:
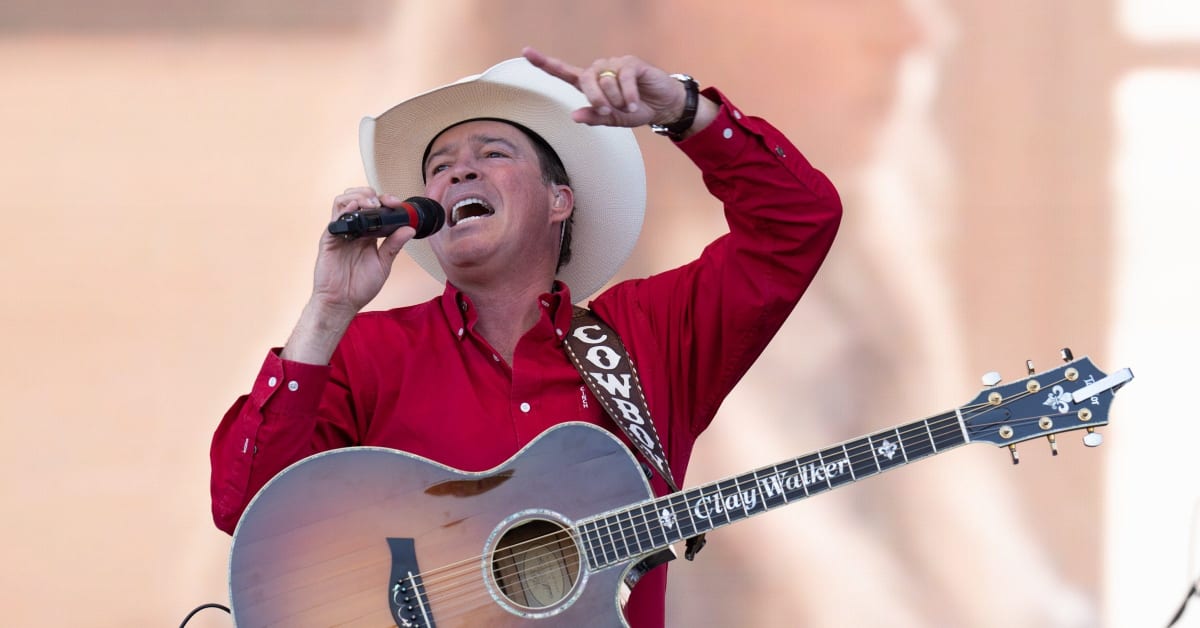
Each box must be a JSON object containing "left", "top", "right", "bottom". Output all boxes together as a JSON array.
[{"left": 327, "top": 196, "right": 445, "bottom": 240}]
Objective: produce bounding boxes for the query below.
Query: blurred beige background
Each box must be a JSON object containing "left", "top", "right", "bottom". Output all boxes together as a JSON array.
[{"left": 2, "top": 0, "right": 1198, "bottom": 626}]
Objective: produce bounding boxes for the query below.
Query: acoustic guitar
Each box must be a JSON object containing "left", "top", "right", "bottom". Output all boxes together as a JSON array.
[{"left": 228, "top": 352, "right": 1132, "bottom": 626}]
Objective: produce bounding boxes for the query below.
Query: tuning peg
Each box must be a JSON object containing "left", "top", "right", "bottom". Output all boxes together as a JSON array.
[
  {"left": 1060, "top": 347, "right": 1074, "bottom": 362},
  {"left": 1026, "top": 360, "right": 1036, "bottom": 375},
  {"left": 982, "top": 371, "right": 1003, "bottom": 387},
  {"left": 1046, "top": 434, "right": 1058, "bottom": 456},
  {"left": 1083, "top": 427, "right": 1103, "bottom": 448},
  {"left": 1008, "top": 444, "right": 1020, "bottom": 465}
]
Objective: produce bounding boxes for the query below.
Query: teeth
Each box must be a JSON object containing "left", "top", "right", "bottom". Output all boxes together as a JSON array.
[
  {"left": 452, "top": 198, "right": 489, "bottom": 211},
  {"left": 450, "top": 197, "right": 493, "bottom": 226}
]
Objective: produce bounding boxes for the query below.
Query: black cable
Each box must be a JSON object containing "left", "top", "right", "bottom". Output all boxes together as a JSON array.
[
  {"left": 179, "top": 602, "right": 230, "bottom": 628},
  {"left": 1167, "top": 581, "right": 1199, "bottom": 628}
]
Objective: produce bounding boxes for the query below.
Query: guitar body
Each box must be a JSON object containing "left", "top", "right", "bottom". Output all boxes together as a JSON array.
[{"left": 229, "top": 422, "right": 652, "bottom": 627}]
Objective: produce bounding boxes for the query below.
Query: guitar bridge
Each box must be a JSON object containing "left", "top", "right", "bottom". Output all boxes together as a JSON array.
[{"left": 388, "top": 538, "right": 436, "bottom": 628}]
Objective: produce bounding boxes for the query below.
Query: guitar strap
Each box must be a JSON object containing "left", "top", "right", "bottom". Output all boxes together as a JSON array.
[{"left": 564, "top": 306, "right": 707, "bottom": 560}]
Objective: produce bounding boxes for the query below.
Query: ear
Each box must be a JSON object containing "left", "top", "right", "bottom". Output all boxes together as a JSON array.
[{"left": 550, "top": 185, "right": 574, "bottom": 222}]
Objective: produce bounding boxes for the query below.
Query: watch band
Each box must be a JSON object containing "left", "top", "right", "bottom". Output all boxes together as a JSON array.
[{"left": 651, "top": 73, "right": 699, "bottom": 141}]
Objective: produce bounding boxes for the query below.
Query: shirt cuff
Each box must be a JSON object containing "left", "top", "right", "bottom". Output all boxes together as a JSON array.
[
  {"left": 674, "top": 87, "right": 756, "bottom": 169},
  {"left": 247, "top": 348, "right": 331, "bottom": 415}
]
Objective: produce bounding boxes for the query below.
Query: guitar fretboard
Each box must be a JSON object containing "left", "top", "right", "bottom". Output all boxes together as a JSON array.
[{"left": 576, "top": 410, "right": 966, "bottom": 569}]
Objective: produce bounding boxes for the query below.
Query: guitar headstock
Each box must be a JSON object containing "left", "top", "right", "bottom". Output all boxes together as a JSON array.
[{"left": 961, "top": 349, "right": 1133, "bottom": 462}]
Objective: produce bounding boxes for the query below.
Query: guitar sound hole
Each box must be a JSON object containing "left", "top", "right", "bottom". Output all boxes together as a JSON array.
[{"left": 492, "top": 518, "right": 580, "bottom": 610}]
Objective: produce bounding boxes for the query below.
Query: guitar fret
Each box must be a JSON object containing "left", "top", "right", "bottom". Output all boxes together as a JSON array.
[
  {"left": 867, "top": 434, "right": 882, "bottom": 472},
  {"left": 609, "top": 514, "right": 629, "bottom": 561},
  {"left": 581, "top": 522, "right": 600, "bottom": 569},
  {"left": 716, "top": 479, "right": 739, "bottom": 526},
  {"left": 894, "top": 427, "right": 909, "bottom": 462},
  {"left": 683, "top": 490, "right": 703, "bottom": 537},
  {"left": 924, "top": 420, "right": 939, "bottom": 453},
  {"left": 933, "top": 413, "right": 967, "bottom": 450},
  {"left": 841, "top": 443, "right": 857, "bottom": 481},
  {"left": 580, "top": 521, "right": 604, "bottom": 569},
  {"left": 846, "top": 437, "right": 877, "bottom": 481},
  {"left": 591, "top": 520, "right": 608, "bottom": 567},
  {"left": 601, "top": 517, "right": 619, "bottom": 565},
  {"left": 736, "top": 471, "right": 767, "bottom": 518},
  {"left": 649, "top": 502, "right": 665, "bottom": 546},
  {"left": 792, "top": 454, "right": 823, "bottom": 497},
  {"left": 815, "top": 450, "right": 833, "bottom": 490},
  {"left": 613, "top": 511, "right": 631, "bottom": 560},
  {"left": 595, "top": 518, "right": 614, "bottom": 566},
  {"left": 659, "top": 495, "right": 679, "bottom": 543},
  {"left": 636, "top": 503, "right": 658, "bottom": 551},
  {"left": 627, "top": 508, "right": 645, "bottom": 556},
  {"left": 819, "top": 445, "right": 856, "bottom": 489},
  {"left": 753, "top": 465, "right": 789, "bottom": 510},
  {"left": 955, "top": 407, "right": 971, "bottom": 444},
  {"left": 899, "top": 420, "right": 937, "bottom": 461},
  {"left": 795, "top": 457, "right": 811, "bottom": 497},
  {"left": 678, "top": 490, "right": 701, "bottom": 539}
]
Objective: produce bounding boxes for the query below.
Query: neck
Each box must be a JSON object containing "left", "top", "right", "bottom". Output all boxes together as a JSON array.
[{"left": 457, "top": 277, "right": 555, "bottom": 363}]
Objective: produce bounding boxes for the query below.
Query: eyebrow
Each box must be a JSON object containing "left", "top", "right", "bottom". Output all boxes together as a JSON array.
[{"left": 424, "top": 134, "right": 521, "bottom": 171}]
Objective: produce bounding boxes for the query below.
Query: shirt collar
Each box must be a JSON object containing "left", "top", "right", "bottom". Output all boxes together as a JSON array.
[
  {"left": 438, "top": 280, "right": 576, "bottom": 343},
  {"left": 543, "top": 281, "right": 574, "bottom": 342}
]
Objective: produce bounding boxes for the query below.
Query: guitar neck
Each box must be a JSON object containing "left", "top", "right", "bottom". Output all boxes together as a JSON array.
[{"left": 577, "top": 410, "right": 967, "bottom": 569}]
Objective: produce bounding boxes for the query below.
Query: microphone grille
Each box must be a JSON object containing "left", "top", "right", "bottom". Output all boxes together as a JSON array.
[{"left": 406, "top": 197, "right": 445, "bottom": 239}]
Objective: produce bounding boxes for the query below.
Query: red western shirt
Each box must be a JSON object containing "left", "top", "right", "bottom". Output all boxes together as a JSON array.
[{"left": 211, "top": 89, "right": 842, "bottom": 627}]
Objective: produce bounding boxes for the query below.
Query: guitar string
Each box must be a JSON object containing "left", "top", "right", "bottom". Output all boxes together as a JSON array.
[
  {"left": 405, "top": 378, "right": 1079, "bottom": 608},
  {"left": 418, "top": 379, "right": 1071, "bottom": 595}
]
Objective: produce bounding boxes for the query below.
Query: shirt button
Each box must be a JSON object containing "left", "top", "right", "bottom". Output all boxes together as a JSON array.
[
  {"left": 457, "top": 327, "right": 464, "bottom": 338},
  {"left": 460, "top": 301, "right": 468, "bottom": 312},
  {"left": 287, "top": 380, "right": 299, "bottom": 392},
  {"left": 722, "top": 128, "right": 733, "bottom": 139},
  {"left": 556, "top": 328, "right": 564, "bottom": 337},
  {"left": 492, "top": 354, "right": 500, "bottom": 362},
  {"left": 519, "top": 402, "right": 531, "bottom": 413},
  {"left": 267, "top": 376, "right": 277, "bottom": 387},
  {"left": 733, "top": 110, "right": 742, "bottom": 119},
  {"left": 774, "top": 145, "right": 786, "bottom": 157}
]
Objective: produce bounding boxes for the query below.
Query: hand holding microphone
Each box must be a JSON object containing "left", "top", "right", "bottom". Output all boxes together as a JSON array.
[
  {"left": 286, "top": 192, "right": 446, "bottom": 365},
  {"left": 328, "top": 196, "right": 446, "bottom": 240}
]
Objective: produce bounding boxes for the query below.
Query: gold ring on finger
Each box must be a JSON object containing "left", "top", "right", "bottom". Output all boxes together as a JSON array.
[{"left": 598, "top": 69, "right": 617, "bottom": 79}]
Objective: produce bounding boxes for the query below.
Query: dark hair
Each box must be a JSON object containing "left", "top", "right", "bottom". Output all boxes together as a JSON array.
[{"left": 422, "top": 118, "right": 574, "bottom": 271}]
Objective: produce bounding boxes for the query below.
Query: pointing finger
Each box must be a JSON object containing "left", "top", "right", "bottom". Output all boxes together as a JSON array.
[{"left": 523, "top": 46, "right": 582, "bottom": 88}]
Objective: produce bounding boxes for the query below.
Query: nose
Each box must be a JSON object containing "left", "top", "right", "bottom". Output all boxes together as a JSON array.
[{"left": 448, "top": 161, "right": 479, "bottom": 185}]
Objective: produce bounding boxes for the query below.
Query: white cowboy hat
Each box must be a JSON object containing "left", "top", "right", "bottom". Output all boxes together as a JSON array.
[{"left": 359, "top": 58, "right": 647, "bottom": 303}]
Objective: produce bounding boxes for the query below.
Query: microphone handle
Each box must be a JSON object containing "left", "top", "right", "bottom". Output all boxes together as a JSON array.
[{"left": 328, "top": 206, "right": 420, "bottom": 240}]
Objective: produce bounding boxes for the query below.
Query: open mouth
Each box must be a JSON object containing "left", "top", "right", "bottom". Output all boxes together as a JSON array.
[{"left": 450, "top": 197, "right": 494, "bottom": 227}]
